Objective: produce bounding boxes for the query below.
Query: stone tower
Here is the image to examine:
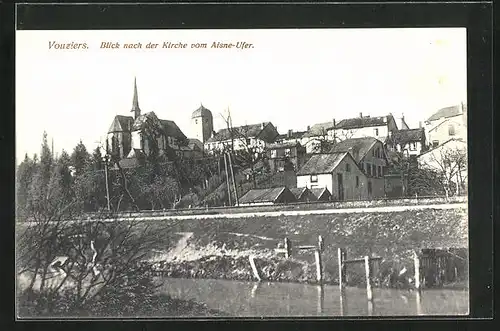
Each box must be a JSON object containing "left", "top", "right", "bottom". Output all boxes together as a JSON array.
[{"left": 191, "top": 103, "right": 213, "bottom": 143}]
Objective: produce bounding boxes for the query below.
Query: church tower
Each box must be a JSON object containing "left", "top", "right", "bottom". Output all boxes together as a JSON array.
[
  {"left": 131, "top": 77, "right": 141, "bottom": 119},
  {"left": 191, "top": 103, "right": 213, "bottom": 143}
]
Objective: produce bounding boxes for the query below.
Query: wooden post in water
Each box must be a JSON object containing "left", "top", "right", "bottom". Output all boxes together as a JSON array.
[
  {"left": 249, "top": 255, "right": 262, "bottom": 282},
  {"left": 364, "top": 256, "right": 373, "bottom": 301},
  {"left": 413, "top": 250, "right": 421, "bottom": 291},
  {"left": 315, "top": 249, "right": 323, "bottom": 283},
  {"left": 338, "top": 248, "right": 346, "bottom": 290}
]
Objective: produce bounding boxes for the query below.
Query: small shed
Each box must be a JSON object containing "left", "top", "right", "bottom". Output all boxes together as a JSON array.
[
  {"left": 289, "top": 187, "right": 317, "bottom": 202},
  {"left": 238, "top": 187, "right": 297, "bottom": 206},
  {"left": 310, "top": 187, "right": 332, "bottom": 201}
]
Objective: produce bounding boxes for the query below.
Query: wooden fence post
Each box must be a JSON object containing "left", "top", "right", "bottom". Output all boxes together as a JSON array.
[
  {"left": 338, "top": 248, "right": 346, "bottom": 290},
  {"left": 364, "top": 256, "right": 373, "bottom": 301},
  {"left": 249, "top": 255, "right": 262, "bottom": 282},
  {"left": 413, "top": 250, "right": 421, "bottom": 291},
  {"left": 284, "top": 237, "right": 291, "bottom": 259},
  {"left": 315, "top": 249, "right": 323, "bottom": 283},
  {"left": 318, "top": 235, "right": 324, "bottom": 252}
]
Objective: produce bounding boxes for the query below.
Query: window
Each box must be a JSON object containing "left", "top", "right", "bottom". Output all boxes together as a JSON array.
[
  {"left": 432, "top": 140, "right": 439, "bottom": 148},
  {"left": 360, "top": 162, "right": 364, "bottom": 171},
  {"left": 285, "top": 148, "right": 291, "bottom": 157},
  {"left": 195, "top": 119, "right": 198, "bottom": 124},
  {"left": 271, "top": 150, "right": 277, "bottom": 158},
  {"left": 310, "top": 174, "right": 318, "bottom": 183},
  {"left": 368, "top": 181, "right": 372, "bottom": 195},
  {"left": 448, "top": 124, "right": 456, "bottom": 136},
  {"left": 410, "top": 142, "right": 417, "bottom": 151},
  {"left": 356, "top": 176, "right": 359, "bottom": 188},
  {"left": 246, "top": 138, "right": 251, "bottom": 145},
  {"left": 367, "top": 163, "right": 372, "bottom": 176},
  {"left": 346, "top": 163, "right": 351, "bottom": 172},
  {"left": 378, "top": 166, "right": 382, "bottom": 177},
  {"left": 374, "top": 128, "right": 379, "bottom": 136}
]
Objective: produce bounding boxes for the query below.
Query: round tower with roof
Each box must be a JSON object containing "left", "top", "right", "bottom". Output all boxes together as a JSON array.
[{"left": 191, "top": 103, "right": 213, "bottom": 143}]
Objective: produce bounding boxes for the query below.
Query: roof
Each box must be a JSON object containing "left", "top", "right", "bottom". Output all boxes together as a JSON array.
[
  {"left": 427, "top": 105, "right": 463, "bottom": 122},
  {"left": 302, "top": 122, "right": 334, "bottom": 138},
  {"left": 267, "top": 141, "right": 303, "bottom": 149},
  {"left": 160, "top": 119, "right": 187, "bottom": 140},
  {"left": 296, "top": 152, "right": 348, "bottom": 175},
  {"left": 289, "top": 187, "right": 308, "bottom": 199},
  {"left": 108, "top": 115, "right": 134, "bottom": 133},
  {"left": 328, "top": 137, "right": 379, "bottom": 162},
  {"left": 334, "top": 116, "right": 387, "bottom": 130},
  {"left": 191, "top": 104, "right": 212, "bottom": 119},
  {"left": 417, "top": 138, "right": 467, "bottom": 157},
  {"left": 207, "top": 122, "right": 276, "bottom": 143},
  {"left": 132, "top": 111, "right": 160, "bottom": 131},
  {"left": 310, "top": 187, "right": 331, "bottom": 198},
  {"left": 277, "top": 131, "right": 306, "bottom": 140},
  {"left": 188, "top": 138, "right": 203, "bottom": 151},
  {"left": 239, "top": 187, "right": 287, "bottom": 204},
  {"left": 130, "top": 112, "right": 186, "bottom": 140},
  {"left": 392, "top": 128, "right": 425, "bottom": 145}
]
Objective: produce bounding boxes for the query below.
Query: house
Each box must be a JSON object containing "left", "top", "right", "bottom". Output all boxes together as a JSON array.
[
  {"left": 289, "top": 187, "right": 317, "bottom": 202},
  {"left": 310, "top": 187, "right": 332, "bottom": 201},
  {"left": 424, "top": 103, "right": 467, "bottom": 148},
  {"left": 301, "top": 122, "right": 335, "bottom": 154},
  {"left": 107, "top": 78, "right": 192, "bottom": 162},
  {"left": 327, "top": 113, "right": 399, "bottom": 144},
  {"left": 266, "top": 141, "right": 307, "bottom": 172},
  {"left": 297, "top": 152, "right": 374, "bottom": 201},
  {"left": 417, "top": 138, "right": 468, "bottom": 195},
  {"left": 205, "top": 122, "right": 279, "bottom": 154},
  {"left": 275, "top": 129, "right": 307, "bottom": 145},
  {"left": 389, "top": 128, "right": 427, "bottom": 157},
  {"left": 238, "top": 187, "right": 297, "bottom": 206}
]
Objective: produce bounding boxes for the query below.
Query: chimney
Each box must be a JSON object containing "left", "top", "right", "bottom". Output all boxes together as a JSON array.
[
  {"left": 419, "top": 121, "right": 422, "bottom": 128},
  {"left": 288, "top": 129, "right": 293, "bottom": 138},
  {"left": 261, "top": 122, "right": 265, "bottom": 129},
  {"left": 359, "top": 112, "right": 363, "bottom": 118}
]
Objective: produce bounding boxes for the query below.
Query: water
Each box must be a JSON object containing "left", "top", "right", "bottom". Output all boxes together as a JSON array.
[{"left": 158, "top": 278, "right": 469, "bottom": 317}]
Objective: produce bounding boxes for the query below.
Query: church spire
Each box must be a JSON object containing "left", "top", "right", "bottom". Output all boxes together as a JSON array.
[{"left": 131, "top": 77, "right": 141, "bottom": 119}]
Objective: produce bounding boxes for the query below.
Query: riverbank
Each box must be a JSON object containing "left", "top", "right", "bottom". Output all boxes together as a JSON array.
[{"left": 143, "top": 206, "right": 468, "bottom": 289}]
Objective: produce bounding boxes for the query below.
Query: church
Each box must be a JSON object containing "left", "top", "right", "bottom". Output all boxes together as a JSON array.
[{"left": 106, "top": 78, "right": 213, "bottom": 166}]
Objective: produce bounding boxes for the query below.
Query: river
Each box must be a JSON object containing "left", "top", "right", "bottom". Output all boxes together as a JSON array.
[{"left": 158, "top": 278, "right": 468, "bottom": 317}]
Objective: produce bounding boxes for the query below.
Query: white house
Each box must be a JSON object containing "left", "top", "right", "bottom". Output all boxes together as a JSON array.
[
  {"left": 424, "top": 103, "right": 467, "bottom": 148},
  {"left": 327, "top": 113, "right": 399, "bottom": 144}
]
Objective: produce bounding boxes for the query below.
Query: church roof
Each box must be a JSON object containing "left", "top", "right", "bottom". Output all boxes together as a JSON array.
[
  {"left": 108, "top": 115, "right": 134, "bottom": 133},
  {"left": 129, "top": 111, "right": 186, "bottom": 140},
  {"left": 192, "top": 104, "right": 212, "bottom": 119},
  {"left": 160, "top": 119, "right": 187, "bottom": 140}
]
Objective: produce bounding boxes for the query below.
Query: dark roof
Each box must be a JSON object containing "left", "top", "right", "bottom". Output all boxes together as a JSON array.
[
  {"left": 239, "top": 187, "right": 288, "bottom": 204},
  {"left": 108, "top": 115, "right": 134, "bottom": 133},
  {"left": 132, "top": 111, "right": 160, "bottom": 131},
  {"left": 427, "top": 105, "right": 462, "bottom": 122},
  {"left": 130, "top": 111, "right": 186, "bottom": 140},
  {"left": 302, "top": 122, "right": 334, "bottom": 138},
  {"left": 328, "top": 137, "right": 379, "bottom": 162},
  {"left": 289, "top": 187, "right": 308, "bottom": 200},
  {"left": 277, "top": 131, "right": 306, "bottom": 140},
  {"left": 160, "top": 119, "right": 187, "bottom": 140},
  {"left": 207, "top": 122, "right": 276, "bottom": 143},
  {"left": 392, "top": 128, "right": 425, "bottom": 145},
  {"left": 191, "top": 104, "right": 212, "bottom": 119},
  {"left": 188, "top": 138, "right": 203, "bottom": 151},
  {"left": 296, "top": 152, "right": 347, "bottom": 175},
  {"left": 310, "top": 187, "right": 331, "bottom": 198},
  {"left": 334, "top": 116, "right": 387, "bottom": 130}
]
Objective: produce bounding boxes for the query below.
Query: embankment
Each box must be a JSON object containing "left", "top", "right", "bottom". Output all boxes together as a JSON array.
[{"left": 144, "top": 205, "right": 468, "bottom": 288}]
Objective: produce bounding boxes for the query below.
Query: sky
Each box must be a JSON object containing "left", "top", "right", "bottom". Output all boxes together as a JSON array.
[{"left": 16, "top": 28, "right": 467, "bottom": 162}]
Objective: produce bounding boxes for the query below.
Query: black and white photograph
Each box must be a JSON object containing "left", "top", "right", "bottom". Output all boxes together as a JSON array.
[{"left": 15, "top": 25, "right": 470, "bottom": 318}]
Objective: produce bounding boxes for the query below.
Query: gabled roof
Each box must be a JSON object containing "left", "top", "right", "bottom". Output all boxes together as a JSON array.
[
  {"left": 392, "top": 128, "right": 425, "bottom": 145},
  {"left": 328, "top": 137, "right": 380, "bottom": 163},
  {"left": 207, "top": 122, "right": 276, "bottom": 143},
  {"left": 417, "top": 138, "right": 467, "bottom": 157},
  {"left": 427, "top": 105, "right": 463, "bottom": 122},
  {"left": 289, "top": 187, "right": 309, "bottom": 200},
  {"left": 296, "top": 152, "right": 348, "bottom": 175},
  {"left": 302, "top": 122, "right": 334, "bottom": 138},
  {"left": 310, "top": 187, "right": 331, "bottom": 199},
  {"left": 238, "top": 187, "right": 289, "bottom": 204},
  {"left": 188, "top": 138, "right": 203, "bottom": 151},
  {"left": 192, "top": 104, "right": 212, "bottom": 119},
  {"left": 160, "top": 119, "right": 187, "bottom": 140},
  {"left": 108, "top": 115, "right": 134, "bottom": 133},
  {"left": 334, "top": 116, "right": 387, "bottom": 130}
]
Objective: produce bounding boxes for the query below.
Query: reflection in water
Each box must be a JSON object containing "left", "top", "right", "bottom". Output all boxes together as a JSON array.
[{"left": 158, "top": 278, "right": 468, "bottom": 317}]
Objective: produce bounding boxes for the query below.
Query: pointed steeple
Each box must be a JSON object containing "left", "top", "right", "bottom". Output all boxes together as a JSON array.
[{"left": 131, "top": 77, "right": 141, "bottom": 119}]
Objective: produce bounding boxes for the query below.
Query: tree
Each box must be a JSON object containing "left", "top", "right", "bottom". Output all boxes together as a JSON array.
[
  {"left": 16, "top": 154, "right": 37, "bottom": 217},
  {"left": 71, "top": 140, "right": 90, "bottom": 177}
]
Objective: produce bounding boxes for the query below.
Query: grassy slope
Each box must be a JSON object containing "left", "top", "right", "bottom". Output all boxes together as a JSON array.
[{"left": 146, "top": 206, "right": 468, "bottom": 286}]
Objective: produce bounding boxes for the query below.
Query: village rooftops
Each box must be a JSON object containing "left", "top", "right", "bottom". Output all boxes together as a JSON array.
[
  {"left": 310, "top": 187, "right": 331, "bottom": 200},
  {"left": 426, "top": 105, "right": 465, "bottom": 123},
  {"left": 391, "top": 128, "right": 425, "bottom": 145},
  {"left": 296, "top": 152, "right": 351, "bottom": 176},
  {"left": 289, "top": 187, "right": 315, "bottom": 201},
  {"left": 207, "top": 122, "right": 277, "bottom": 143},
  {"left": 238, "top": 187, "right": 295, "bottom": 204},
  {"left": 328, "top": 137, "right": 381, "bottom": 163},
  {"left": 333, "top": 115, "right": 389, "bottom": 130},
  {"left": 302, "top": 122, "right": 334, "bottom": 138},
  {"left": 188, "top": 138, "right": 203, "bottom": 150}
]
